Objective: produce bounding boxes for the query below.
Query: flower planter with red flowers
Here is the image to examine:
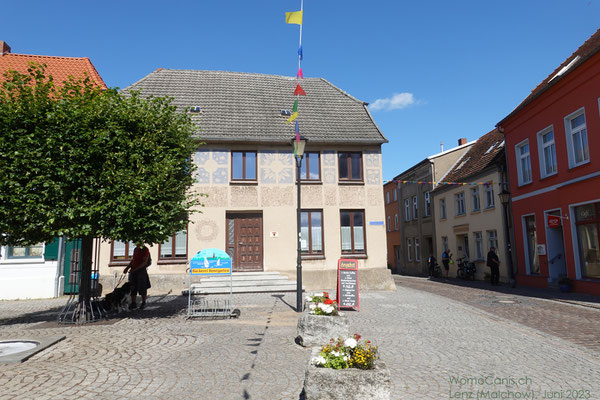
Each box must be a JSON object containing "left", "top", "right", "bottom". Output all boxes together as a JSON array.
[{"left": 296, "top": 292, "right": 349, "bottom": 347}]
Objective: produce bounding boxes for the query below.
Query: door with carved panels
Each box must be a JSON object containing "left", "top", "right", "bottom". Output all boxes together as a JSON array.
[{"left": 226, "top": 213, "right": 263, "bottom": 272}]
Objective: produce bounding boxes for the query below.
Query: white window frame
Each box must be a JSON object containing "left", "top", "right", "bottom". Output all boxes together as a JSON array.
[
  {"left": 471, "top": 187, "right": 480, "bottom": 212},
  {"left": 394, "top": 214, "right": 398, "bottom": 230},
  {"left": 393, "top": 189, "right": 397, "bottom": 201},
  {"left": 414, "top": 238, "right": 420, "bottom": 261},
  {"left": 474, "top": 231, "right": 483, "bottom": 260},
  {"left": 404, "top": 199, "right": 410, "bottom": 221},
  {"left": 516, "top": 139, "right": 532, "bottom": 186},
  {"left": 537, "top": 125, "right": 557, "bottom": 178},
  {"left": 407, "top": 238, "right": 412, "bottom": 262},
  {"left": 412, "top": 196, "right": 418, "bottom": 219},
  {"left": 455, "top": 192, "right": 466, "bottom": 216},
  {"left": 3, "top": 244, "right": 45, "bottom": 262},
  {"left": 487, "top": 230, "right": 498, "bottom": 252},
  {"left": 484, "top": 183, "right": 495, "bottom": 209},
  {"left": 386, "top": 192, "right": 390, "bottom": 204},
  {"left": 441, "top": 236, "right": 448, "bottom": 252},
  {"left": 564, "top": 107, "right": 590, "bottom": 168},
  {"left": 440, "top": 198, "right": 447, "bottom": 220},
  {"left": 424, "top": 191, "right": 431, "bottom": 217}
]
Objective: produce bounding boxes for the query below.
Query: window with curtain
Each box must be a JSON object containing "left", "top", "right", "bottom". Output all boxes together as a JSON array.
[
  {"left": 7, "top": 244, "right": 43, "bottom": 258},
  {"left": 340, "top": 210, "right": 365, "bottom": 254},
  {"left": 523, "top": 216, "right": 539, "bottom": 274},
  {"left": 159, "top": 230, "right": 188, "bottom": 260},
  {"left": 575, "top": 202, "right": 600, "bottom": 279},
  {"left": 111, "top": 241, "right": 135, "bottom": 261},
  {"left": 485, "top": 184, "right": 495, "bottom": 208},
  {"left": 565, "top": 110, "right": 589, "bottom": 167},
  {"left": 538, "top": 127, "right": 557, "bottom": 177},
  {"left": 474, "top": 231, "right": 483, "bottom": 260},
  {"left": 424, "top": 191, "right": 431, "bottom": 217},
  {"left": 301, "top": 210, "right": 324, "bottom": 256},
  {"left": 516, "top": 141, "right": 532, "bottom": 185}
]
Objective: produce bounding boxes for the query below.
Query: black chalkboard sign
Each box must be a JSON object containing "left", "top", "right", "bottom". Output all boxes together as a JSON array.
[{"left": 336, "top": 259, "right": 359, "bottom": 310}]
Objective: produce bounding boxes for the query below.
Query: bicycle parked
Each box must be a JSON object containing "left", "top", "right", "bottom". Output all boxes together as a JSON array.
[{"left": 456, "top": 256, "right": 476, "bottom": 280}]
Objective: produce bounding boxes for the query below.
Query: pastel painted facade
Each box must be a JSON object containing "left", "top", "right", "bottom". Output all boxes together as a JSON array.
[
  {"left": 498, "top": 28, "right": 600, "bottom": 295},
  {"left": 432, "top": 129, "right": 510, "bottom": 281},
  {"left": 97, "top": 70, "right": 394, "bottom": 291},
  {"left": 391, "top": 140, "right": 474, "bottom": 276}
]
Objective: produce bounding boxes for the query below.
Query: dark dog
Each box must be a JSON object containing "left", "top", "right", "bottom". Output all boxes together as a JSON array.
[{"left": 102, "top": 282, "right": 132, "bottom": 313}]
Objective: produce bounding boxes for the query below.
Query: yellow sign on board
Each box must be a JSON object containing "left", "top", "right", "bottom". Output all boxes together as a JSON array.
[{"left": 191, "top": 268, "right": 231, "bottom": 274}]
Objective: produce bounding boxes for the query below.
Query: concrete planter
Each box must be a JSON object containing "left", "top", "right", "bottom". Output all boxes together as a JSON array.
[
  {"left": 296, "top": 311, "right": 349, "bottom": 347},
  {"left": 303, "top": 348, "right": 392, "bottom": 400}
]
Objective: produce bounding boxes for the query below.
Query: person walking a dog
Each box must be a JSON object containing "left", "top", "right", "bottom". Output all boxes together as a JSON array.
[{"left": 123, "top": 243, "right": 151, "bottom": 310}]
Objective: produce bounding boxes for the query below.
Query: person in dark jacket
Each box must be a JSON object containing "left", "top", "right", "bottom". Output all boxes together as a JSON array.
[{"left": 486, "top": 246, "right": 500, "bottom": 285}]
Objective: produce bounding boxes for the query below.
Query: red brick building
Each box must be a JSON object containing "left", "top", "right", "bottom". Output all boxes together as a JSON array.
[
  {"left": 498, "top": 29, "right": 600, "bottom": 295},
  {"left": 384, "top": 181, "right": 401, "bottom": 271}
]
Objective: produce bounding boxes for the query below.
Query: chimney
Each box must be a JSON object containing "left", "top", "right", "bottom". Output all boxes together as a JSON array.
[
  {"left": 440, "top": 142, "right": 444, "bottom": 152},
  {"left": 458, "top": 138, "right": 467, "bottom": 146},
  {"left": 0, "top": 41, "right": 11, "bottom": 55}
]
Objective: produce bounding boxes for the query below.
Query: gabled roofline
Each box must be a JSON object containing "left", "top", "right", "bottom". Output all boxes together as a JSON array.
[
  {"left": 427, "top": 140, "right": 476, "bottom": 160},
  {"left": 497, "top": 29, "right": 600, "bottom": 129}
]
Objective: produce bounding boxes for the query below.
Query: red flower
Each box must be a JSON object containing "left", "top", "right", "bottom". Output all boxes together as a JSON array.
[
  {"left": 354, "top": 334, "right": 361, "bottom": 341},
  {"left": 324, "top": 299, "right": 334, "bottom": 305}
]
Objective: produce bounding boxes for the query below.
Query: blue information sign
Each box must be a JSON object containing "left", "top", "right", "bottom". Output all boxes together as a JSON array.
[{"left": 190, "top": 248, "right": 232, "bottom": 275}]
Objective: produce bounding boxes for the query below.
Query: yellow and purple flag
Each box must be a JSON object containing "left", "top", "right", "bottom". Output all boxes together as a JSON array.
[{"left": 285, "top": 10, "right": 303, "bottom": 25}]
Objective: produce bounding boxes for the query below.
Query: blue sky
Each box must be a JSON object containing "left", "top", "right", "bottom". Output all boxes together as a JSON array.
[{"left": 2, "top": 1, "right": 599, "bottom": 181}]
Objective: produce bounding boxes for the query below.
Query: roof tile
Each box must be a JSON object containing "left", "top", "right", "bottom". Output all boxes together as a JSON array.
[
  {"left": 123, "top": 69, "right": 387, "bottom": 144},
  {"left": 0, "top": 53, "right": 106, "bottom": 89}
]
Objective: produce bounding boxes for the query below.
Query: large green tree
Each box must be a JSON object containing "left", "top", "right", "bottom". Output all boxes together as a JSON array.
[{"left": 0, "top": 64, "right": 200, "bottom": 314}]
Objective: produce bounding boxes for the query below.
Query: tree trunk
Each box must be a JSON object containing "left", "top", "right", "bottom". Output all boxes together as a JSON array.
[{"left": 78, "top": 236, "right": 94, "bottom": 306}]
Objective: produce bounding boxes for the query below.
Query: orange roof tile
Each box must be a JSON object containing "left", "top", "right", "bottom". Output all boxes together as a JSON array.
[{"left": 0, "top": 53, "right": 107, "bottom": 89}]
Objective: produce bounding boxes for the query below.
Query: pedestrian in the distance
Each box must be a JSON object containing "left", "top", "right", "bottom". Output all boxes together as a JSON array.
[
  {"left": 427, "top": 254, "right": 437, "bottom": 278},
  {"left": 123, "top": 243, "right": 152, "bottom": 309},
  {"left": 487, "top": 246, "right": 500, "bottom": 285},
  {"left": 441, "top": 249, "right": 452, "bottom": 278}
]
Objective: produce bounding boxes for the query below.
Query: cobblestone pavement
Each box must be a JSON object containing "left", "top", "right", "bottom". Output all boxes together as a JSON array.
[
  {"left": 0, "top": 283, "right": 599, "bottom": 400},
  {"left": 395, "top": 275, "right": 600, "bottom": 355}
]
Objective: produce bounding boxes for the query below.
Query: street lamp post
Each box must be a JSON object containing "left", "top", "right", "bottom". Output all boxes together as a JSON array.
[
  {"left": 293, "top": 136, "right": 307, "bottom": 312},
  {"left": 498, "top": 187, "right": 515, "bottom": 286}
]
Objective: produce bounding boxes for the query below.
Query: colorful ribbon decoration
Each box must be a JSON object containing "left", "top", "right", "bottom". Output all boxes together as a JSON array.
[
  {"left": 382, "top": 179, "right": 507, "bottom": 187},
  {"left": 286, "top": 0, "right": 305, "bottom": 155}
]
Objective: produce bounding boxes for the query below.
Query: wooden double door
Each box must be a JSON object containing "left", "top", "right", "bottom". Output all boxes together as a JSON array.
[{"left": 226, "top": 213, "right": 263, "bottom": 272}]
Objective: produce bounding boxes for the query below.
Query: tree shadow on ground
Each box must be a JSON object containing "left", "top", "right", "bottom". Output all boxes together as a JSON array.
[{"left": 0, "top": 293, "right": 190, "bottom": 328}]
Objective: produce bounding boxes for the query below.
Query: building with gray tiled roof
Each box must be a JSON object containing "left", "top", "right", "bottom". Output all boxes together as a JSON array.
[
  {"left": 97, "top": 69, "right": 395, "bottom": 292},
  {"left": 124, "top": 69, "right": 387, "bottom": 145}
]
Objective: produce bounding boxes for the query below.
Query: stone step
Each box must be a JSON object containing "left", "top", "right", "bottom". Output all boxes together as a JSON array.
[{"left": 198, "top": 273, "right": 286, "bottom": 282}]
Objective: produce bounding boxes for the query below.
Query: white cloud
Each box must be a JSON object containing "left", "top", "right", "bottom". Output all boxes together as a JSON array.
[{"left": 369, "top": 92, "right": 416, "bottom": 112}]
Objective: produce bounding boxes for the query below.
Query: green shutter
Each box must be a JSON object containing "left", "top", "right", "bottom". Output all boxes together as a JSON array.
[{"left": 44, "top": 238, "right": 60, "bottom": 260}]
